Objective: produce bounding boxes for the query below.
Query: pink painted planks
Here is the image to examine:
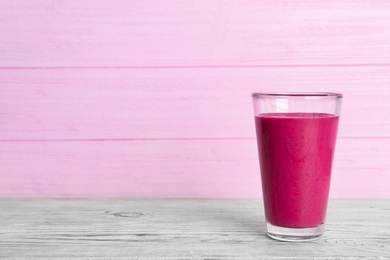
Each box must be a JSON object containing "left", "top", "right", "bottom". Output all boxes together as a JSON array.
[
  {"left": 0, "top": 138, "right": 388, "bottom": 198},
  {"left": 1, "top": 67, "right": 389, "bottom": 140},
  {"left": 0, "top": 0, "right": 390, "bottom": 67},
  {"left": 1, "top": 0, "right": 389, "bottom": 199}
]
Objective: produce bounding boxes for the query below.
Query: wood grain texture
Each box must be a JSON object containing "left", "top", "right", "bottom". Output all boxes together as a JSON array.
[
  {"left": 1, "top": 67, "right": 389, "bottom": 140},
  {"left": 1, "top": 0, "right": 389, "bottom": 199},
  {"left": 0, "top": 138, "right": 389, "bottom": 198},
  {"left": 0, "top": 199, "right": 389, "bottom": 259},
  {"left": 1, "top": 0, "right": 390, "bottom": 67}
]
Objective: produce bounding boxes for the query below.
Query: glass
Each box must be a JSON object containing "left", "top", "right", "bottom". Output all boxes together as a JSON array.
[{"left": 252, "top": 92, "right": 342, "bottom": 241}]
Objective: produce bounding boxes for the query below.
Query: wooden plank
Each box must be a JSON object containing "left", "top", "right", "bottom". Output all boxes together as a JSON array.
[
  {"left": 1, "top": 0, "right": 390, "bottom": 67},
  {"left": 0, "top": 199, "right": 389, "bottom": 259},
  {"left": 1, "top": 67, "right": 389, "bottom": 140},
  {"left": 0, "top": 138, "right": 389, "bottom": 198}
]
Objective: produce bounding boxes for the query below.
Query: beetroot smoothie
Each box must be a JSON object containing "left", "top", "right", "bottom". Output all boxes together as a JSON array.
[{"left": 255, "top": 112, "right": 339, "bottom": 228}]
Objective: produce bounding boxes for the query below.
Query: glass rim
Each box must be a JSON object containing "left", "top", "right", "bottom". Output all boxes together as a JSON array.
[{"left": 252, "top": 92, "right": 343, "bottom": 98}]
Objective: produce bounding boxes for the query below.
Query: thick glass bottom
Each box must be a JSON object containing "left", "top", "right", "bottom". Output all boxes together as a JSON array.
[{"left": 267, "top": 222, "right": 324, "bottom": 242}]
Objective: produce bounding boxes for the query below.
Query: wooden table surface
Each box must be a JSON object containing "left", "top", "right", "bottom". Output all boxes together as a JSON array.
[{"left": 0, "top": 199, "right": 389, "bottom": 259}]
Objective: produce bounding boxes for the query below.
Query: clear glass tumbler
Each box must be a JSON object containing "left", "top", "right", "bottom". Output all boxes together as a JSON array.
[{"left": 252, "top": 92, "right": 342, "bottom": 241}]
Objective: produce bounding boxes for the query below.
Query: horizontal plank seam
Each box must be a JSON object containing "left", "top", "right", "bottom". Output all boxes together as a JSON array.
[
  {"left": 0, "top": 136, "right": 389, "bottom": 142},
  {"left": 1, "top": 64, "right": 390, "bottom": 70}
]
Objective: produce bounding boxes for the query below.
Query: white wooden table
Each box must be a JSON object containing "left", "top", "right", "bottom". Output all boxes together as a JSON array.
[{"left": 0, "top": 199, "right": 389, "bottom": 259}]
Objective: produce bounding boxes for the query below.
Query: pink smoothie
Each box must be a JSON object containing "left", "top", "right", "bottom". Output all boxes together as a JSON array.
[{"left": 255, "top": 112, "right": 339, "bottom": 228}]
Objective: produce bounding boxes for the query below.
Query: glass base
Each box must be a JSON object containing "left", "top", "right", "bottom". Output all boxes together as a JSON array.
[{"left": 267, "top": 222, "right": 324, "bottom": 242}]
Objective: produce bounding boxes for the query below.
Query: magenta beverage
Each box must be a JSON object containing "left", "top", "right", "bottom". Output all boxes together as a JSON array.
[
  {"left": 252, "top": 93, "right": 342, "bottom": 241},
  {"left": 255, "top": 113, "right": 339, "bottom": 227}
]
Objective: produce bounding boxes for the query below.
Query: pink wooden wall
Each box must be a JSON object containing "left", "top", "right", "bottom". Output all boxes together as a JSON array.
[{"left": 1, "top": 0, "right": 389, "bottom": 198}]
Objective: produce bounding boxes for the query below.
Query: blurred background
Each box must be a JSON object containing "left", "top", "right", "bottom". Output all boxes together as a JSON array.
[{"left": 1, "top": 0, "right": 389, "bottom": 198}]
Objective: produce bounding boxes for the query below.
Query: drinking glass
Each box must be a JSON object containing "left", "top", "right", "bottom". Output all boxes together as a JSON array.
[{"left": 252, "top": 92, "right": 342, "bottom": 241}]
